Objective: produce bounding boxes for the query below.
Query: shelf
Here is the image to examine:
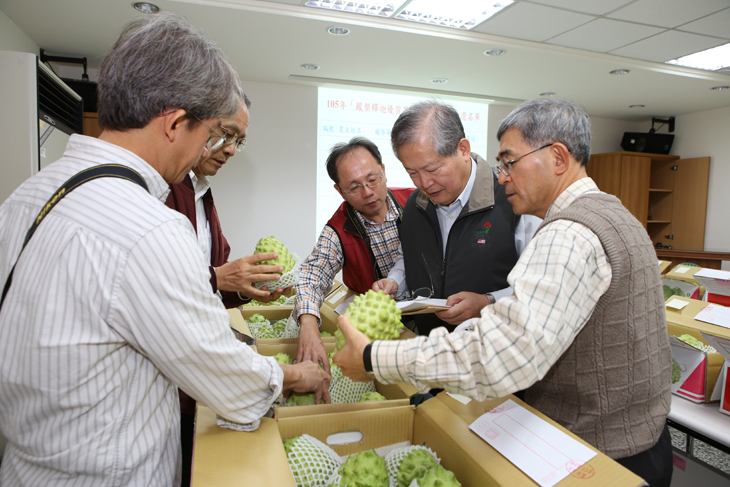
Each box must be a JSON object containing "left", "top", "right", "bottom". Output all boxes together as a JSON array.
[
  {"left": 649, "top": 188, "right": 673, "bottom": 193},
  {"left": 647, "top": 220, "right": 671, "bottom": 224}
]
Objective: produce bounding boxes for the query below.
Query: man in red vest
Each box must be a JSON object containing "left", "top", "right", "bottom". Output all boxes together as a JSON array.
[{"left": 294, "top": 137, "right": 414, "bottom": 371}]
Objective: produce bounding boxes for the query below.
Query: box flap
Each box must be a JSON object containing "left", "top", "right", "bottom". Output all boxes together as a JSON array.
[
  {"left": 694, "top": 268, "right": 730, "bottom": 297},
  {"left": 192, "top": 406, "right": 295, "bottom": 487},
  {"left": 275, "top": 399, "right": 411, "bottom": 419}
]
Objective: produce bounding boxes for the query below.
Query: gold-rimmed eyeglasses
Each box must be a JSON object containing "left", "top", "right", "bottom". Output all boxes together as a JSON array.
[{"left": 343, "top": 173, "right": 384, "bottom": 196}]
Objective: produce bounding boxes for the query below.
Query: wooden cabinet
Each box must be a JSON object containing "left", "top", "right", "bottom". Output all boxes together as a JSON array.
[
  {"left": 587, "top": 151, "right": 710, "bottom": 250},
  {"left": 83, "top": 112, "right": 101, "bottom": 138}
]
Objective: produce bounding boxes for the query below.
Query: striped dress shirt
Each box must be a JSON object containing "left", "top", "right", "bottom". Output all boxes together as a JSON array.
[
  {"left": 0, "top": 135, "right": 282, "bottom": 486},
  {"left": 371, "top": 178, "right": 613, "bottom": 399}
]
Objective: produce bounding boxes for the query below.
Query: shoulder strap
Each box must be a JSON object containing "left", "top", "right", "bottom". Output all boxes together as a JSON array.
[{"left": 0, "top": 164, "right": 149, "bottom": 311}]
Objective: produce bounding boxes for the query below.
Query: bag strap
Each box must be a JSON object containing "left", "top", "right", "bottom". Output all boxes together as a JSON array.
[{"left": 0, "top": 164, "right": 149, "bottom": 311}]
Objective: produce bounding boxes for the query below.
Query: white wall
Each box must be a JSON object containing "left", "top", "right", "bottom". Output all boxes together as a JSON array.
[
  {"left": 210, "top": 80, "right": 318, "bottom": 261},
  {"left": 642, "top": 106, "right": 730, "bottom": 253},
  {"left": 0, "top": 9, "right": 38, "bottom": 54}
]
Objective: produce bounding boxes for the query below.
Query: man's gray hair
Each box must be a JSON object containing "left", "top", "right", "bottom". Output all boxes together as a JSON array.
[
  {"left": 497, "top": 98, "right": 591, "bottom": 166},
  {"left": 97, "top": 12, "right": 242, "bottom": 131},
  {"left": 391, "top": 100, "right": 465, "bottom": 160}
]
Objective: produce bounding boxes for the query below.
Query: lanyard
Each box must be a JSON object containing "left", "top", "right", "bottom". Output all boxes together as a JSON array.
[{"left": 0, "top": 164, "right": 149, "bottom": 311}]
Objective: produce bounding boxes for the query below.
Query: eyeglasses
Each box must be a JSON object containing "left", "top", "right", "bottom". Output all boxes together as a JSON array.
[
  {"left": 216, "top": 125, "right": 247, "bottom": 153},
  {"left": 394, "top": 255, "right": 435, "bottom": 302},
  {"left": 343, "top": 173, "right": 384, "bottom": 196},
  {"left": 495, "top": 143, "right": 553, "bottom": 176},
  {"left": 190, "top": 114, "right": 228, "bottom": 151}
]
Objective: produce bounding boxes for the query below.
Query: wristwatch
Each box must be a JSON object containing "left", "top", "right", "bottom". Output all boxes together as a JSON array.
[
  {"left": 363, "top": 343, "right": 375, "bottom": 378},
  {"left": 487, "top": 293, "right": 496, "bottom": 305}
]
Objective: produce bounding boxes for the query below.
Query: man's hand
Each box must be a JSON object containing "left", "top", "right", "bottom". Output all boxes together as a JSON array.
[
  {"left": 297, "top": 315, "right": 330, "bottom": 374},
  {"left": 215, "top": 253, "right": 285, "bottom": 300},
  {"left": 372, "top": 278, "right": 399, "bottom": 298},
  {"left": 333, "top": 315, "right": 372, "bottom": 382},
  {"left": 281, "top": 361, "right": 331, "bottom": 404},
  {"left": 435, "top": 291, "right": 490, "bottom": 325}
]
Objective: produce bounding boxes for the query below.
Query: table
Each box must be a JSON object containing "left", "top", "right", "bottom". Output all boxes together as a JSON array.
[{"left": 668, "top": 396, "right": 730, "bottom": 454}]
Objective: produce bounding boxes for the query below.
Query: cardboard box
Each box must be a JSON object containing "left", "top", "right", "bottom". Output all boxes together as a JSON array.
[
  {"left": 665, "top": 265, "right": 706, "bottom": 298},
  {"left": 694, "top": 268, "right": 730, "bottom": 306},
  {"left": 698, "top": 333, "right": 730, "bottom": 416},
  {"left": 665, "top": 296, "right": 726, "bottom": 402},
  {"left": 192, "top": 396, "right": 645, "bottom": 487},
  {"left": 659, "top": 260, "right": 671, "bottom": 274},
  {"left": 256, "top": 341, "right": 412, "bottom": 409},
  {"left": 662, "top": 277, "right": 700, "bottom": 300}
]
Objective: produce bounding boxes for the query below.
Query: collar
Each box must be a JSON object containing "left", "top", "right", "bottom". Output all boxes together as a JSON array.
[
  {"left": 546, "top": 177, "right": 600, "bottom": 218},
  {"left": 189, "top": 171, "right": 211, "bottom": 198}
]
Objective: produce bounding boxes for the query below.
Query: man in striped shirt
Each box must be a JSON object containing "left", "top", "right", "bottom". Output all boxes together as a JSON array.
[
  {"left": 0, "top": 13, "right": 329, "bottom": 487},
  {"left": 335, "top": 99, "right": 672, "bottom": 486}
]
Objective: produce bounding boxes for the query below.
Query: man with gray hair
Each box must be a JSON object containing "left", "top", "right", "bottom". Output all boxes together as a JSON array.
[
  {"left": 335, "top": 98, "right": 672, "bottom": 486},
  {"left": 374, "top": 100, "right": 540, "bottom": 336},
  {"left": 0, "top": 13, "right": 329, "bottom": 486}
]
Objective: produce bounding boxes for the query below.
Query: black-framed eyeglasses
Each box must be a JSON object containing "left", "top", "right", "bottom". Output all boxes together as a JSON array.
[
  {"left": 343, "top": 173, "right": 384, "bottom": 196},
  {"left": 394, "top": 255, "right": 435, "bottom": 302},
  {"left": 495, "top": 143, "right": 553, "bottom": 176}
]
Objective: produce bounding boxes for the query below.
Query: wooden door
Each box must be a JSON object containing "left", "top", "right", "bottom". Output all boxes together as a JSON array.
[
  {"left": 671, "top": 157, "right": 710, "bottom": 250},
  {"left": 618, "top": 155, "right": 651, "bottom": 228}
]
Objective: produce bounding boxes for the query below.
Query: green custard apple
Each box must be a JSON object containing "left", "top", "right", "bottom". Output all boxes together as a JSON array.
[
  {"left": 243, "top": 295, "right": 288, "bottom": 307},
  {"left": 358, "top": 391, "right": 386, "bottom": 402},
  {"left": 254, "top": 236, "right": 295, "bottom": 273},
  {"left": 256, "top": 324, "right": 277, "bottom": 339},
  {"left": 677, "top": 334, "right": 704, "bottom": 350},
  {"left": 283, "top": 436, "right": 299, "bottom": 457},
  {"left": 672, "top": 359, "right": 681, "bottom": 384},
  {"left": 247, "top": 313, "right": 267, "bottom": 323},
  {"left": 286, "top": 392, "right": 316, "bottom": 406},
  {"left": 274, "top": 352, "right": 293, "bottom": 365},
  {"left": 343, "top": 289, "right": 404, "bottom": 342},
  {"left": 396, "top": 449, "right": 438, "bottom": 487},
  {"left": 663, "top": 285, "right": 673, "bottom": 301},
  {"left": 272, "top": 319, "right": 288, "bottom": 335},
  {"left": 673, "top": 287, "right": 684, "bottom": 297},
  {"left": 338, "top": 449, "right": 388, "bottom": 487},
  {"left": 320, "top": 331, "right": 332, "bottom": 337},
  {"left": 418, "top": 464, "right": 461, "bottom": 487}
]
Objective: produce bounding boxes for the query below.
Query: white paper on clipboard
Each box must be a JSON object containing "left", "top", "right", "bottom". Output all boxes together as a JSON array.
[{"left": 469, "top": 400, "right": 597, "bottom": 487}]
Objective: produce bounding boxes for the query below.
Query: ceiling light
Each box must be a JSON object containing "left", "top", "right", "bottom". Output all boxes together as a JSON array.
[
  {"left": 667, "top": 43, "right": 730, "bottom": 71},
  {"left": 396, "top": 0, "right": 514, "bottom": 30},
  {"left": 327, "top": 26, "right": 350, "bottom": 35},
  {"left": 539, "top": 92, "right": 555, "bottom": 97},
  {"left": 711, "top": 85, "right": 729, "bottom": 90},
  {"left": 133, "top": 2, "right": 159, "bottom": 14},
  {"left": 610, "top": 69, "right": 630, "bottom": 75},
  {"left": 431, "top": 78, "right": 448, "bottom": 84},
  {"left": 300, "top": 64, "right": 320, "bottom": 70},
  {"left": 629, "top": 105, "right": 645, "bottom": 108},
  {"left": 305, "top": 1, "right": 407, "bottom": 17},
  {"left": 484, "top": 49, "right": 505, "bottom": 57}
]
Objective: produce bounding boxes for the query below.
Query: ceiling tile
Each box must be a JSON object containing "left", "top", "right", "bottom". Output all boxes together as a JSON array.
[
  {"left": 678, "top": 8, "right": 730, "bottom": 39},
  {"left": 607, "top": 0, "right": 729, "bottom": 28},
  {"left": 610, "top": 30, "right": 727, "bottom": 62},
  {"left": 527, "top": 0, "right": 634, "bottom": 16},
  {"left": 547, "top": 19, "right": 664, "bottom": 53},
  {"left": 472, "top": 2, "right": 594, "bottom": 42}
]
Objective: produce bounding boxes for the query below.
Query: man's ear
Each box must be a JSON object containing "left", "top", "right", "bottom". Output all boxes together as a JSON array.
[
  {"left": 334, "top": 184, "right": 346, "bottom": 200},
  {"left": 551, "top": 142, "right": 572, "bottom": 176},
  {"left": 457, "top": 138, "right": 471, "bottom": 161},
  {"left": 162, "top": 109, "right": 189, "bottom": 143}
]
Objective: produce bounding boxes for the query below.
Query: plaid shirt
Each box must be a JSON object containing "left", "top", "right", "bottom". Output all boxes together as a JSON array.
[
  {"left": 294, "top": 194, "right": 404, "bottom": 323},
  {"left": 371, "top": 178, "right": 613, "bottom": 399}
]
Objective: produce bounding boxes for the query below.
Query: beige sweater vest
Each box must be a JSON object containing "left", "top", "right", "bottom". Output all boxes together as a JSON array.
[{"left": 524, "top": 191, "right": 672, "bottom": 459}]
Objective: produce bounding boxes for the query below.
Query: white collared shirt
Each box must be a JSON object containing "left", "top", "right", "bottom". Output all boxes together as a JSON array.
[
  {"left": 190, "top": 171, "right": 212, "bottom": 264},
  {"left": 0, "top": 135, "right": 282, "bottom": 486}
]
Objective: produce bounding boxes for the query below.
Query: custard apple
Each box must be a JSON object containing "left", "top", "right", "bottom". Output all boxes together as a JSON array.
[
  {"left": 274, "top": 352, "right": 293, "bottom": 365},
  {"left": 338, "top": 449, "right": 388, "bottom": 487},
  {"left": 418, "top": 464, "right": 461, "bottom": 487},
  {"left": 320, "top": 331, "right": 332, "bottom": 337},
  {"left": 286, "top": 392, "right": 316, "bottom": 406},
  {"left": 397, "top": 449, "right": 438, "bottom": 487},
  {"left": 256, "top": 324, "right": 276, "bottom": 339},
  {"left": 343, "top": 289, "right": 403, "bottom": 341},
  {"left": 247, "top": 313, "right": 267, "bottom": 323},
  {"left": 672, "top": 359, "right": 681, "bottom": 384},
  {"left": 254, "top": 236, "right": 295, "bottom": 273},
  {"left": 678, "top": 334, "right": 704, "bottom": 350},
  {"left": 359, "top": 391, "right": 386, "bottom": 402},
  {"left": 272, "top": 319, "right": 288, "bottom": 335},
  {"left": 243, "top": 295, "right": 288, "bottom": 307}
]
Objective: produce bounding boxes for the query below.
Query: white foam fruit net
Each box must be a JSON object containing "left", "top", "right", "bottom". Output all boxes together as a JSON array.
[
  {"left": 247, "top": 314, "right": 296, "bottom": 339},
  {"left": 254, "top": 253, "right": 302, "bottom": 291},
  {"left": 385, "top": 445, "right": 440, "bottom": 487},
  {"left": 328, "top": 365, "right": 376, "bottom": 404},
  {"left": 286, "top": 434, "right": 342, "bottom": 487}
]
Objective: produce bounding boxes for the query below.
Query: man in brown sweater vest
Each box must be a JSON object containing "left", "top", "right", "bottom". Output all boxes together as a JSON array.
[{"left": 334, "top": 98, "right": 673, "bottom": 486}]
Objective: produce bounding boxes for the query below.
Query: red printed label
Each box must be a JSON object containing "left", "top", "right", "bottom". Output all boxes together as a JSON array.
[{"left": 673, "top": 454, "right": 687, "bottom": 471}]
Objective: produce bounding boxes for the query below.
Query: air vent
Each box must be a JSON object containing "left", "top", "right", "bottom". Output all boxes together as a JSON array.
[{"left": 37, "top": 60, "right": 83, "bottom": 135}]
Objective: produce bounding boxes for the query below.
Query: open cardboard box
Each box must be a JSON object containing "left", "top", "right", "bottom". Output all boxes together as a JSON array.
[
  {"left": 192, "top": 395, "right": 645, "bottom": 487},
  {"left": 256, "top": 341, "right": 413, "bottom": 410},
  {"left": 664, "top": 265, "right": 706, "bottom": 299},
  {"left": 658, "top": 260, "right": 671, "bottom": 274},
  {"left": 665, "top": 296, "right": 726, "bottom": 402},
  {"left": 694, "top": 268, "right": 730, "bottom": 306},
  {"left": 699, "top": 332, "right": 730, "bottom": 416},
  {"left": 662, "top": 277, "right": 700, "bottom": 300}
]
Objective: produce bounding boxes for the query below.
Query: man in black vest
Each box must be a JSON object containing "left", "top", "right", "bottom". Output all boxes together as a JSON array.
[{"left": 374, "top": 101, "right": 540, "bottom": 335}]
